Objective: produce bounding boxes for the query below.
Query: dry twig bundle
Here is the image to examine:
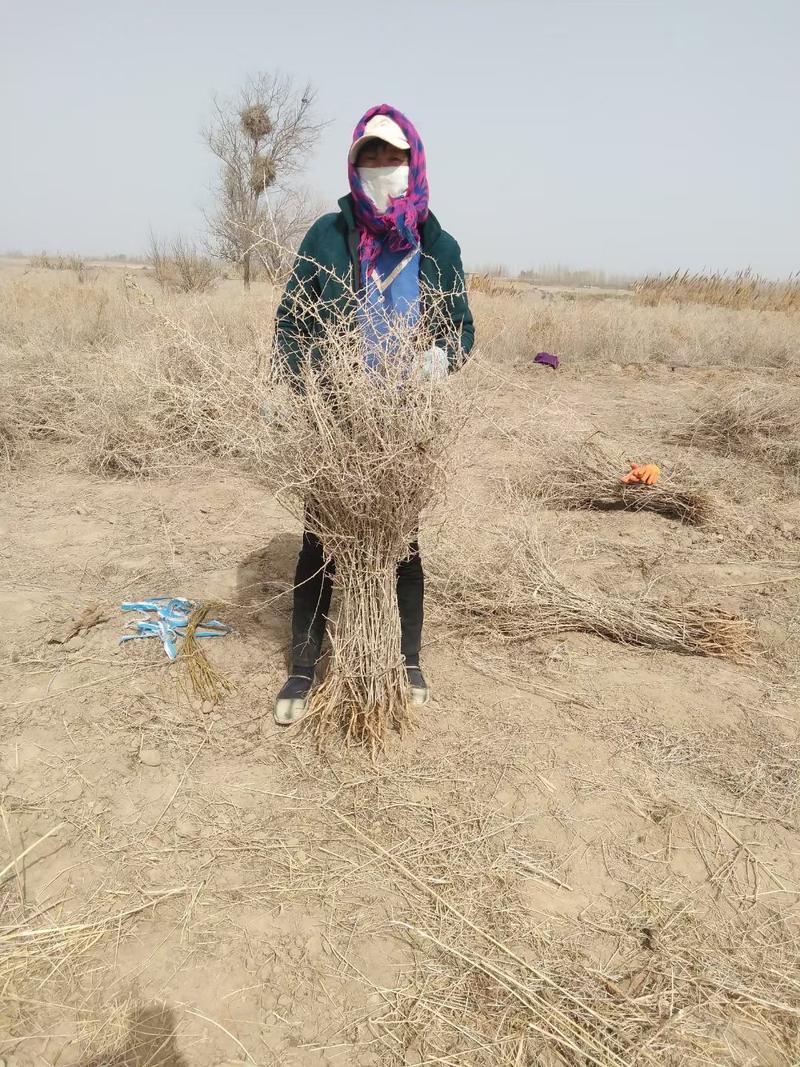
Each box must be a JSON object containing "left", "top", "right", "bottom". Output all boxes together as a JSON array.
[
  {"left": 516, "top": 438, "right": 714, "bottom": 525},
  {"left": 264, "top": 285, "right": 468, "bottom": 749},
  {"left": 431, "top": 522, "right": 751, "bottom": 659},
  {"left": 178, "top": 601, "right": 236, "bottom": 705}
]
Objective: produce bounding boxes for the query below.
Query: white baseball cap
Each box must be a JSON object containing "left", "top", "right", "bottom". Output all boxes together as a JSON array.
[{"left": 348, "top": 114, "right": 410, "bottom": 165}]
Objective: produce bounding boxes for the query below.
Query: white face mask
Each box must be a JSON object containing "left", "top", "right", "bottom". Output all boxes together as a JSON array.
[{"left": 357, "top": 165, "right": 409, "bottom": 213}]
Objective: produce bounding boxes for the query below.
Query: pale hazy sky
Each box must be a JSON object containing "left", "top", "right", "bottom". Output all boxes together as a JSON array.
[{"left": 3, "top": 0, "right": 798, "bottom": 275}]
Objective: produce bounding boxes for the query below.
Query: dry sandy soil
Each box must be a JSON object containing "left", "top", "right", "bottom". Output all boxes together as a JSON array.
[{"left": 2, "top": 262, "right": 800, "bottom": 1066}]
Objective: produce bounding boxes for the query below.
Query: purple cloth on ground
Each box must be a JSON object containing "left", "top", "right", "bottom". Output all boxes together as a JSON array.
[{"left": 534, "top": 351, "right": 560, "bottom": 369}]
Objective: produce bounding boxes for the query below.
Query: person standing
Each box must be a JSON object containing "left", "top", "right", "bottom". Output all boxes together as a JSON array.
[{"left": 273, "top": 104, "right": 474, "bottom": 725}]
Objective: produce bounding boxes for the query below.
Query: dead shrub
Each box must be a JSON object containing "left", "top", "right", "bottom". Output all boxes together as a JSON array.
[
  {"left": 675, "top": 387, "right": 799, "bottom": 459},
  {"left": 148, "top": 235, "right": 218, "bottom": 294}
]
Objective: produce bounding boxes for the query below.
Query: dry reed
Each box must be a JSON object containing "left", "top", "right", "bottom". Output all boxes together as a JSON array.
[
  {"left": 635, "top": 268, "right": 800, "bottom": 312},
  {"left": 512, "top": 293, "right": 800, "bottom": 368},
  {"left": 29, "top": 251, "right": 88, "bottom": 274},
  {"left": 467, "top": 273, "right": 521, "bottom": 298}
]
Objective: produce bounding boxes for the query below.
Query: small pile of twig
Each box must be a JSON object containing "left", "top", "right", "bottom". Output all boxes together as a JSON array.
[
  {"left": 430, "top": 522, "right": 752, "bottom": 659},
  {"left": 517, "top": 439, "right": 714, "bottom": 525}
]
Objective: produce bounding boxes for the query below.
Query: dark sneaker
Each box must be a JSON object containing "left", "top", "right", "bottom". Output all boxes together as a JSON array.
[
  {"left": 406, "top": 665, "right": 430, "bottom": 707},
  {"left": 274, "top": 672, "right": 313, "bottom": 726}
]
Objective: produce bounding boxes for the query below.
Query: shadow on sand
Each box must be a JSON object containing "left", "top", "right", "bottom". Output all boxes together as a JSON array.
[{"left": 80, "top": 1002, "right": 188, "bottom": 1067}]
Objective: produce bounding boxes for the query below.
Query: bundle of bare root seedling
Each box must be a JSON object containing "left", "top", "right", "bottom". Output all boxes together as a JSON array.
[
  {"left": 431, "top": 521, "right": 752, "bottom": 660},
  {"left": 516, "top": 436, "right": 714, "bottom": 525},
  {"left": 264, "top": 283, "right": 468, "bottom": 750}
]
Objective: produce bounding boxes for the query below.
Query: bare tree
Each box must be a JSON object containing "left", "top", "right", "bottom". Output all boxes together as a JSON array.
[
  {"left": 253, "top": 185, "right": 326, "bottom": 284},
  {"left": 204, "top": 73, "right": 325, "bottom": 288}
]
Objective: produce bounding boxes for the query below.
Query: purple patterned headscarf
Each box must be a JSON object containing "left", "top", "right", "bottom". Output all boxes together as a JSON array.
[{"left": 348, "top": 104, "right": 429, "bottom": 274}]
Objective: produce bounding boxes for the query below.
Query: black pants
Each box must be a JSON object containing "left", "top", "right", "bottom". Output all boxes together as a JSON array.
[{"left": 291, "top": 531, "right": 424, "bottom": 673}]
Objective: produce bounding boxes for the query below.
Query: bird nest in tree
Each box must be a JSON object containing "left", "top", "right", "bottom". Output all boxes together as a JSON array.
[
  {"left": 250, "top": 154, "right": 277, "bottom": 193},
  {"left": 262, "top": 285, "right": 469, "bottom": 751},
  {"left": 240, "top": 103, "right": 273, "bottom": 140}
]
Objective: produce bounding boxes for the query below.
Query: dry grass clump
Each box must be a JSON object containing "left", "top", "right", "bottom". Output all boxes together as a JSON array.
[
  {"left": 1, "top": 274, "right": 277, "bottom": 478},
  {"left": 264, "top": 287, "right": 469, "bottom": 749},
  {"left": 514, "top": 436, "right": 715, "bottom": 525},
  {"left": 0, "top": 277, "right": 118, "bottom": 352},
  {"left": 178, "top": 601, "right": 235, "bottom": 705},
  {"left": 675, "top": 386, "right": 800, "bottom": 461},
  {"left": 430, "top": 521, "right": 752, "bottom": 659},
  {"left": 0, "top": 403, "right": 20, "bottom": 469},
  {"left": 635, "top": 268, "right": 800, "bottom": 312}
]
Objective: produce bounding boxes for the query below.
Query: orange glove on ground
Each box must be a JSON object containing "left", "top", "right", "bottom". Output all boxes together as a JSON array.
[{"left": 620, "top": 462, "right": 660, "bottom": 486}]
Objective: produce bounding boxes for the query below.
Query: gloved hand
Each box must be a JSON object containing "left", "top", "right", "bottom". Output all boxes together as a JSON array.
[
  {"left": 421, "top": 345, "right": 450, "bottom": 382},
  {"left": 620, "top": 462, "right": 660, "bottom": 486}
]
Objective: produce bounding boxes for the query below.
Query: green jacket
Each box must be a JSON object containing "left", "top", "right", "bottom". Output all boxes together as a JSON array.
[{"left": 275, "top": 194, "right": 475, "bottom": 376}]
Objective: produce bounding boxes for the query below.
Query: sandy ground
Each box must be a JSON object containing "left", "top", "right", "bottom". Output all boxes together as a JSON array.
[{"left": 2, "top": 265, "right": 800, "bottom": 1065}]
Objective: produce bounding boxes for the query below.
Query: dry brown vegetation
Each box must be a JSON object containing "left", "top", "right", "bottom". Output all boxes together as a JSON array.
[
  {"left": 468, "top": 272, "right": 521, "bottom": 298},
  {"left": 511, "top": 436, "right": 716, "bottom": 526},
  {"left": 2, "top": 261, "right": 800, "bottom": 1066},
  {"left": 674, "top": 386, "right": 800, "bottom": 463},
  {"left": 28, "top": 251, "right": 88, "bottom": 274},
  {"left": 495, "top": 295, "right": 800, "bottom": 368},
  {"left": 635, "top": 269, "right": 800, "bottom": 313},
  {"left": 429, "top": 521, "right": 752, "bottom": 659},
  {"left": 148, "top": 236, "right": 219, "bottom": 294},
  {"left": 262, "top": 291, "right": 467, "bottom": 749}
]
